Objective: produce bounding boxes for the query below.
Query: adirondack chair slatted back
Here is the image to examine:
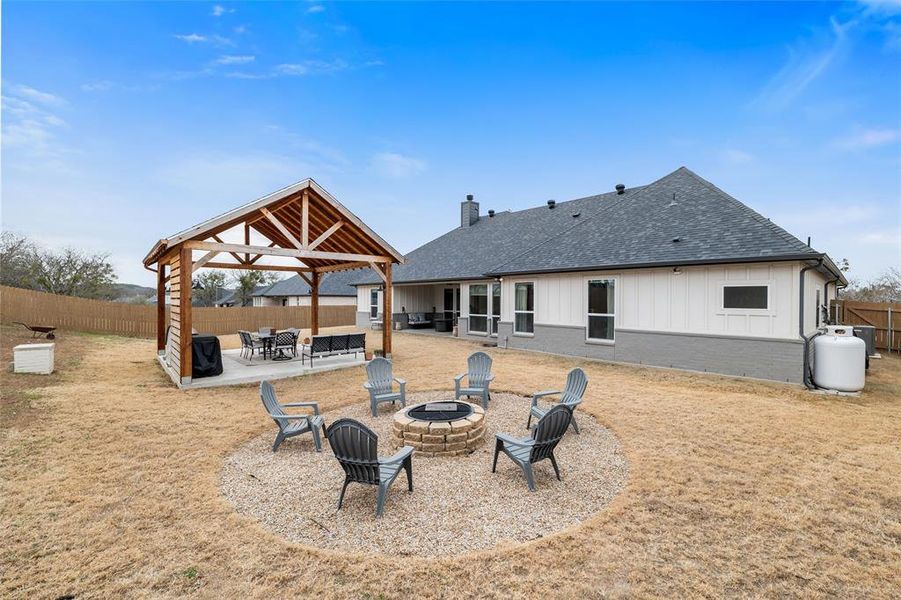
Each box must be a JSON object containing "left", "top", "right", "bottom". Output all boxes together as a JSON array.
[
  {"left": 467, "top": 352, "right": 493, "bottom": 386},
  {"left": 327, "top": 419, "right": 380, "bottom": 485},
  {"left": 366, "top": 357, "right": 394, "bottom": 394},
  {"left": 260, "top": 381, "right": 287, "bottom": 430},
  {"left": 530, "top": 405, "right": 573, "bottom": 463},
  {"left": 347, "top": 333, "right": 365, "bottom": 351},
  {"left": 310, "top": 335, "right": 331, "bottom": 354},
  {"left": 561, "top": 368, "right": 588, "bottom": 407},
  {"left": 330, "top": 334, "right": 350, "bottom": 352}
]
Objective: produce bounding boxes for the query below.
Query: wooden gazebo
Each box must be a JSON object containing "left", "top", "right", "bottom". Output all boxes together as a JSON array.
[{"left": 143, "top": 179, "right": 404, "bottom": 385}]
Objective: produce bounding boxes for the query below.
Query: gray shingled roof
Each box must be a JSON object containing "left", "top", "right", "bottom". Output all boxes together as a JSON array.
[
  {"left": 254, "top": 269, "right": 359, "bottom": 297},
  {"left": 351, "top": 167, "right": 842, "bottom": 285}
]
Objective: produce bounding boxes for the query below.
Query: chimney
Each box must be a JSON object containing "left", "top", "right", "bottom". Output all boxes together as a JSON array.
[
  {"left": 615, "top": 184, "right": 625, "bottom": 195},
  {"left": 461, "top": 194, "right": 479, "bottom": 227},
  {"left": 488, "top": 209, "right": 495, "bottom": 218},
  {"left": 547, "top": 199, "right": 556, "bottom": 209}
]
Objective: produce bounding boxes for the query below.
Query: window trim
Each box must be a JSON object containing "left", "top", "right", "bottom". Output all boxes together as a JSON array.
[
  {"left": 468, "top": 284, "right": 489, "bottom": 335},
  {"left": 586, "top": 278, "right": 616, "bottom": 343},
  {"left": 369, "top": 288, "right": 380, "bottom": 320},
  {"left": 513, "top": 281, "right": 535, "bottom": 335},
  {"left": 490, "top": 282, "right": 501, "bottom": 337},
  {"left": 719, "top": 282, "right": 772, "bottom": 314}
]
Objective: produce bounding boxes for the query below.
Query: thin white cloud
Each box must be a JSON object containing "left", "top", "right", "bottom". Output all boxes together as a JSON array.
[
  {"left": 752, "top": 17, "right": 851, "bottom": 112},
  {"left": 13, "top": 84, "right": 67, "bottom": 107},
  {"left": 80, "top": 80, "right": 115, "bottom": 92},
  {"left": 369, "top": 152, "right": 427, "bottom": 179},
  {"left": 720, "top": 148, "right": 755, "bottom": 165},
  {"left": 306, "top": 4, "right": 325, "bottom": 14},
  {"left": 174, "top": 33, "right": 233, "bottom": 46},
  {"left": 211, "top": 4, "right": 234, "bottom": 17},
  {"left": 833, "top": 128, "right": 900, "bottom": 150},
  {"left": 213, "top": 55, "right": 255, "bottom": 65}
]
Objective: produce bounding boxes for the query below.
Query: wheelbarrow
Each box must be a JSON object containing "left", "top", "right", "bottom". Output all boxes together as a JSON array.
[{"left": 13, "top": 322, "right": 57, "bottom": 340}]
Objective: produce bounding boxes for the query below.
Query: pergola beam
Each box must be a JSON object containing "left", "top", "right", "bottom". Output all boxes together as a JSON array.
[
  {"left": 201, "top": 262, "right": 313, "bottom": 273},
  {"left": 185, "top": 240, "right": 391, "bottom": 264},
  {"left": 192, "top": 250, "right": 220, "bottom": 270},
  {"left": 309, "top": 220, "right": 343, "bottom": 250},
  {"left": 261, "top": 207, "right": 304, "bottom": 250},
  {"left": 315, "top": 261, "right": 370, "bottom": 273}
]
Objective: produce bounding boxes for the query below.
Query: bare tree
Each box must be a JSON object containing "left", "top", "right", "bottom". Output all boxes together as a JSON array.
[
  {"left": 0, "top": 231, "right": 39, "bottom": 288},
  {"left": 193, "top": 270, "right": 228, "bottom": 307},
  {"left": 232, "top": 270, "right": 280, "bottom": 307},
  {"left": 842, "top": 267, "right": 901, "bottom": 303},
  {"left": 31, "top": 247, "right": 118, "bottom": 299}
]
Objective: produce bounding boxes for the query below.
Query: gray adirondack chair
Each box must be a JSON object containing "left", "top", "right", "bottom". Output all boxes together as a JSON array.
[
  {"left": 527, "top": 367, "right": 588, "bottom": 434},
  {"left": 260, "top": 380, "right": 325, "bottom": 452},
  {"left": 454, "top": 351, "right": 495, "bottom": 409},
  {"left": 363, "top": 357, "right": 406, "bottom": 416},
  {"left": 492, "top": 404, "right": 573, "bottom": 491},
  {"left": 326, "top": 418, "right": 414, "bottom": 517}
]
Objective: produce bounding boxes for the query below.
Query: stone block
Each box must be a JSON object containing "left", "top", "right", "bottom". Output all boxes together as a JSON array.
[
  {"left": 394, "top": 415, "right": 414, "bottom": 427},
  {"left": 468, "top": 426, "right": 484, "bottom": 440},
  {"left": 445, "top": 432, "right": 467, "bottom": 444},
  {"left": 450, "top": 420, "right": 473, "bottom": 432},
  {"left": 465, "top": 413, "right": 484, "bottom": 426},
  {"left": 422, "top": 433, "right": 446, "bottom": 444},
  {"left": 421, "top": 443, "right": 445, "bottom": 453},
  {"left": 429, "top": 422, "right": 452, "bottom": 434},
  {"left": 445, "top": 441, "right": 467, "bottom": 452},
  {"left": 416, "top": 451, "right": 435, "bottom": 458},
  {"left": 408, "top": 420, "right": 431, "bottom": 434},
  {"left": 403, "top": 432, "right": 422, "bottom": 442}
]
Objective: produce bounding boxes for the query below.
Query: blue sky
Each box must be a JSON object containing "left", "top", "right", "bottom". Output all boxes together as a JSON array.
[{"left": 2, "top": 1, "right": 899, "bottom": 286}]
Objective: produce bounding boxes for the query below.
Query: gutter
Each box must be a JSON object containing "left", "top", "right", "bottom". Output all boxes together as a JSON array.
[{"left": 800, "top": 258, "right": 824, "bottom": 389}]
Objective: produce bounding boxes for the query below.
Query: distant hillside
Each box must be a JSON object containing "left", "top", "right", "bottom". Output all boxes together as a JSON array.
[{"left": 113, "top": 283, "right": 155, "bottom": 303}]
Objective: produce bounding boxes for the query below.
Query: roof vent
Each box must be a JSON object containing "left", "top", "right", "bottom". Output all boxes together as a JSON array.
[
  {"left": 672, "top": 237, "right": 681, "bottom": 243},
  {"left": 615, "top": 183, "right": 625, "bottom": 195},
  {"left": 572, "top": 211, "right": 581, "bottom": 218},
  {"left": 547, "top": 199, "right": 556, "bottom": 209},
  {"left": 488, "top": 209, "right": 495, "bottom": 218}
]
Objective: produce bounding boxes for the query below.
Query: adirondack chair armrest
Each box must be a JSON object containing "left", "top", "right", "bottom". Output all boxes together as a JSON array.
[
  {"left": 393, "top": 377, "right": 406, "bottom": 386},
  {"left": 485, "top": 373, "right": 496, "bottom": 382},
  {"left": 363, "top": 381, "right": 374, "bottom": 390},
  {"left": 282, "top": 401, "right": 320, "bottom": 415},
  {"left": 531, "top": 390, "right": 561, "bottom": 406},
  {"left": 381, "top": 445, "right": 414, "bottom": 465},
  {"left": 270, "top": 414, "right": 313, "bottom": 423},
  {"left": 453, "top": 373, "right": 466, "bottom": 383},
  {"left": 495, "top": 433, "right": 533, "bottom": 449}
]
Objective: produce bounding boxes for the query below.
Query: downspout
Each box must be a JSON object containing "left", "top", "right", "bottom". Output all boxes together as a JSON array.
[{"left": 800, "top": 259, "right": 824, "bottom": 389}]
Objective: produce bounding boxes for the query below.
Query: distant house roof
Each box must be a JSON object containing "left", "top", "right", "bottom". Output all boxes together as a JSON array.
[
  {"left": 351, "top": 167, "right": 846, "bottom": 286},
  {"left": 253, "top": 269, "right": 359, "bottom": 298},
  {"left": 218, "top": 285, "right": 267, "bottom": 306}
]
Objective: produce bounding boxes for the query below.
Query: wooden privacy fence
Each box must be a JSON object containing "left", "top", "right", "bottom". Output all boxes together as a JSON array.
[
  {"left": 0, "top": 286, "right": 355, "bottom": 339},
  {"left": 831, "top": 299, "right": 901, "bottom": 352}
]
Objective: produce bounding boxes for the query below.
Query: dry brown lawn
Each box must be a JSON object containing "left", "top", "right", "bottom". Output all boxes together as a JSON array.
[{"left": 1, "top": 325, "right": 899, "bottom": 598}]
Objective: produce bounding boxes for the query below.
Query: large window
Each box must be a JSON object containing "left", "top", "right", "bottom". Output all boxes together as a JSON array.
[
  {"left": 514, "top": 282, "right": 534, "bottom": 334},
  {"left": 370, "top": 289, "right": 379, "bottom": 319},
  {"left": 491, "top": 283, "right": 501, "bottom": 336},
  {"left": 723, "top": 285, "right": 768, "bottom": 310},
  {"left": 587, "top": 279, "right": 615, "bottom": 341},
  {"left": 468, "top": 284, "right": 489, "bottom": 333}
]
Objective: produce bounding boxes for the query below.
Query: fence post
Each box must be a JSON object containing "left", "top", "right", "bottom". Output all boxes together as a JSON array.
[{"left": 889, "top": 308, "right": 894, "bottom": 354}]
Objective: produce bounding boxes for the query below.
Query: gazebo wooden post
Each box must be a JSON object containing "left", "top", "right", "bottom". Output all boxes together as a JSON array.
[
  {"left": 382, "top": 262, "right": 392, "bottom": 356},
  {"left": 310, "top": 271, "right": 320, "bottom": 335},
  {"left": 156, "top": 264, "right": 167, "bottom": 354},
  {"left": 178, "top": 246, "right": 193, "bottom": 383}
]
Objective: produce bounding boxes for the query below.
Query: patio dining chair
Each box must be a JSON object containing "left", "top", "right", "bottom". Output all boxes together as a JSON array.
[
  {"left": 454, "top": 351, "right": 495, "bottom": 409},
  {"left": 260, "top": 380, "right": 325, "bottom": 452},
  {"left": 326, "top": 418, "right": 414, "bottom": 517},
  {"left": 527, "top": 367, "right": 588, "bottom": 434},
  {"left": 239, "top": 330, "right": 265, "bottom": 361},
  {"left": 363, "top": 357, "right": 406, "bottom": 416},
  {"left": 492, "top": 404, "right": 573, "bottom": 491},
  {"left": 273, "top": 330, "right": 298, "bottom": 358}
]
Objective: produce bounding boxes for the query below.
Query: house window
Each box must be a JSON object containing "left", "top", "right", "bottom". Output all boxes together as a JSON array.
[
  {"left": 491, "top": 283, "right": 501, "bottom": 336},
  {"left": 514, "top": 282, "right": 534, "bottom": 334},
  {"left": 587, "top": 279, "right": 615, "bottom": 341},
  {"left": 723, "top": 285, "right": 768, "bottom": 310},
  {"left": 370, "top": 289, "right": 379, "bottom": 319},
  {"left": 468, "top": 284, "right": 489, "bottom": 333}
]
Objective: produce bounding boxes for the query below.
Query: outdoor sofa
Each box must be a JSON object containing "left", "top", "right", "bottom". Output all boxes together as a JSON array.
[
  {"left": 302, "top": 332, "right": 366, "bottom": 367},
  {"left": 406, "top": 312, "right": 434, "bottom": 328}
]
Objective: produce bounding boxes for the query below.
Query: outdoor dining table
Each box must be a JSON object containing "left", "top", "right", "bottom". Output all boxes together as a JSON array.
[{"left": 252, "top": 332, "right": 275, "bottom": 360}]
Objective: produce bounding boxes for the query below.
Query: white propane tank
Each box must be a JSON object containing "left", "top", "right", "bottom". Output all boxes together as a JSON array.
[{"left": 813, "top": 326, "right": 866, "bottom": 392}]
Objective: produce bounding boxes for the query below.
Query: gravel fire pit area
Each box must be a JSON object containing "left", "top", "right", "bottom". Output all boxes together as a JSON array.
[{"left": 221, "top": 391, "right": 627, "bottom": 556}]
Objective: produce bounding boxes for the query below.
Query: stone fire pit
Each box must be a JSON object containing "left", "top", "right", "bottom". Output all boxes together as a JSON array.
[{"left": 392, "top": 401, "right": 485, "bottom": 457}]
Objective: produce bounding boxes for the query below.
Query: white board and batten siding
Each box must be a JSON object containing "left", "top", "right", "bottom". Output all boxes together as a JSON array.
[
  {"left": 498, "top": 261, "right": 832, "bottom": 341},
  {"left": 254, "top": 295, "right": 356, "bottom": 307}
]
